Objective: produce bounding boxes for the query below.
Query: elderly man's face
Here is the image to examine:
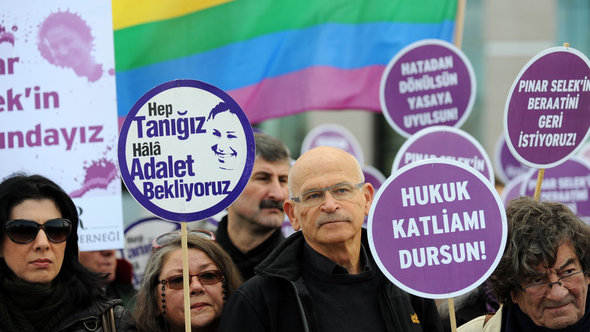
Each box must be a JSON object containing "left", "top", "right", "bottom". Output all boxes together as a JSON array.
[{"left": 511, "top": 242, "right": 590, "bottom": 329}]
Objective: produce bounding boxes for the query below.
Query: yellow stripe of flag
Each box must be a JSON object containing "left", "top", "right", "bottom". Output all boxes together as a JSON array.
[{"left": 112, "top": 0, "right": 235, "bottom": 30}]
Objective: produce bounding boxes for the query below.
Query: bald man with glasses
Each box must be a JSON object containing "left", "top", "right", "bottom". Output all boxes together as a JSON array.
[
  {"left": 219, "top": 146, "right": 443, "bottom": 332},
  {"left": 459, "top": 196, "right": 590, "bottom": 331}
]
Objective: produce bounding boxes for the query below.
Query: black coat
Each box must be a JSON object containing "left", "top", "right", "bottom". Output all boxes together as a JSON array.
[{"left": 219, "top": 230, "right": 443, "bottom": 332}]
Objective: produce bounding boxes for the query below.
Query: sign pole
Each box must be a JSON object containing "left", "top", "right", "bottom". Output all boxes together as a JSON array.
[
  {"left": 448, "top": 298, "right": 457, "bottom": 332},
  {"left": 533, "top": 169, "right": 545, "bottom": 201},
  {"left": 181, "top": 222, "right": 191, "bottom": 332},
  {"left": 453, "top": 0, "right": 466, "bottom": 48}
]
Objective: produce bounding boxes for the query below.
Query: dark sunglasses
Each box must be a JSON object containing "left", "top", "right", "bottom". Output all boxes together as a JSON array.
[
  {"left": 161, "top": 270, "right": 224, "bottom": 290},
  {"left": 152, "top": 229, "right": 216, "bottom": 250},
  {"left": 5, "top": 218, "right": 72, "bottom": 244}
]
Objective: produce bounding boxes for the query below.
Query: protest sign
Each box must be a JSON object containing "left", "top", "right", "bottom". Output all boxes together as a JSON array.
[
  {"left": 369, "top": 159, "right": 507, "bottom": 298},
  {"left": 380, "top": 39, "right": 475, "bottom": 138},
  {"left": 1, "top": 2, "right": 123, "bottom": 250},
  {"left": 121, "top": 217, "right": 180, "bottom": 289},
  {"left": 392, "top": 126, "right": 494, "bottom": 183},
  {"left": 300, "top": 123, "right": 364, "bottom": 165},
  {"left": 494, "top": 134, "right": 529, "bottom": 184},
  {"left": 501, "top": 174, "right": 527, "bottom": 206},
  {"left": 504, "top": 46, "right": 590, "bottom": 168},
  {"left": 118, "top": 79, "right": 255, "bottom": 222},
  {"left": 521, "top": 157, "right": 590, "bottom": 224}
]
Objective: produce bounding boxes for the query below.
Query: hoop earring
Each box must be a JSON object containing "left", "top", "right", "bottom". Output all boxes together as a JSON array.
[{"left": 161, "top": 280, "right": 167, "bottom": 315}]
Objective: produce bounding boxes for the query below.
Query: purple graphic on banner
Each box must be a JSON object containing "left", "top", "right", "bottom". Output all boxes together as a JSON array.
[
  {"left": 494, "top": 134, "right": 529, "bottom": 184},
  {"left": 504, "top": 47, "right": 590, "bottom": 168},
  {"left": 380, "top": 39, "right": 475, "bottom": 138},
  {"left": 38, "top": 11, "right": 103, "bottom": 82},
  {"left": 118, "top": 79, "right": 255, "bottom": 222},
  {"left": 300, "top": 124, "right": 364, "bottom": 165},
  {"left": 70, "top": 158, "right": 118, "bottom": 198},
  {"left": 369, "top": 160, "right": 507, "bottom": 298},
  {"left": 521, "top": 157, "right": 590, "bottom": 224},
  {"left": 392, "top": 126, "right": 494, "bottom": 183}
]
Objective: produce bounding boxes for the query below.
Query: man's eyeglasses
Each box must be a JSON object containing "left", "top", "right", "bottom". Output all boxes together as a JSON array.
[
  {"left": 161, "top": 270, "right": 224, "bottom": 290},
  {"left": 4, "top": 218, "right": 72, "bottom": 244},
  {"left": 291, "top": 182, "right": 364, "bottom": 207},
  {"left": 520, "top": 269, "right": 585, "bottom": 298},
  {"left": 152, "top": 229, "right": 216, "bottom": 250}
]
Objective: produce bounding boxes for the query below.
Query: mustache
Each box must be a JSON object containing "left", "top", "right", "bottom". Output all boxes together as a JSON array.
[
  {"left": 315, "top": 212, "right": 352, "bottom": 226},
  {"left": 260, "top": 200, "right": 284, "bottom": 211}
]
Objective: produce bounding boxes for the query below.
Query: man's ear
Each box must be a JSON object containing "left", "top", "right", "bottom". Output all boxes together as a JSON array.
[
  {"left": 363, "top": 183, "right": 375, "bottom": 216},
  {"left": 284, "top": 200, "right": 300, "bottom": 231}
]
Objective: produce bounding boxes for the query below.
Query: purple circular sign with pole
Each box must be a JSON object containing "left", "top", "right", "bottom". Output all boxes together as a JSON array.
[
  {"left": 300, "top": 124, "right": 364, "bottom": 165},
  {"left": 494, "top": 134, "right": 529, "bottom": 184},
  {"left": 380, "top": 39, "right": 476, "bottom": 138},
  {"left": 504, "top": 46, "right": 590, "bottom": 169},
  {"left": 369, "top": 159, "right": 507, "bottom": 298},
  {"left": 520, "top": 157, "right": 590, "bottom": 224},
  {"left": 392, "top": 126, "right": 494, "bottom": 184},
  {"left": 118, "top": 79, "right": 255, "bottom": 222}
]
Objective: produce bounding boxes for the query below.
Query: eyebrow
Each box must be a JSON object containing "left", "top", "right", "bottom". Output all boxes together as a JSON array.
[{"left": 558, "top": 258, "right": 577, "bottom": 271}]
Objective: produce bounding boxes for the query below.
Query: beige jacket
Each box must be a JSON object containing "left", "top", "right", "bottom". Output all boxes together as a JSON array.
[{"left": 457, "top": 306, "right": 503, "bottom": 332}]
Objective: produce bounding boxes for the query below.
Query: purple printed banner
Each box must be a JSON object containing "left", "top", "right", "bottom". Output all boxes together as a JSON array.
[
  {"left": 392, "top": 126, "right": 494, "bottom": 183},
  {"left": 369, "top": 159, "right": 507, "bottom": 298},
  {"left": 504, "top": 46, "right": 590, "bottom": 168},
  {"left": 300, "top": 124, "right": 364, "bottom": 165},
  {"left": 380, "top": 39, "right": 475, "bottom": 138},
  {"left": 501, "top": 174, "right": 527, "bottom": 206},
  {"left": 521, "top": 157, "right": 590, "bottom": 224},
  {"left": 494, "top": 134, "right": 529, "bottom": 184}
]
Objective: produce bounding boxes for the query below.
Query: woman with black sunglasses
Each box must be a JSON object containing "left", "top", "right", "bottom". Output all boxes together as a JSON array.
[
  {"left": 0, "top": 173, "right": 135, "bottom": 331},
  {"left": 134, "top": 231, "right": 242, "bottom": 331}
]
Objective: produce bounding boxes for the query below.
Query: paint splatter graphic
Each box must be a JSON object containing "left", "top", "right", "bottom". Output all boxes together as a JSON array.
[
  {"left": 69, "top": 158, "right": 118, "bottom": 198},
  {"left": 0, "top": 24, "right": 16, "bottom": 46},
  {"left": 37, "top": 11, "right": 103, "bottom": 82}
]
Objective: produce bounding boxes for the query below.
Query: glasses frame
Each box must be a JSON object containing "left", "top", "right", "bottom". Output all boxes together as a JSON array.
[
  {"left": 161, "top": 270, "right": 224, "bottom": 290},
  {"left": 151, "top": 229, "right": 216, "bottom": 250},
  {"left": 4, "top": 218, "right": 72, "bottom": 244},
  {"left": 520, "top": 269, "right": 585, "bottom": 294},
  {"left": 291, "top": 182, "right": 364, "bottom": 205}
]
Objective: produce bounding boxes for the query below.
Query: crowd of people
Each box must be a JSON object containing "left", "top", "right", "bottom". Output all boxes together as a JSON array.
[{"left": 1, "top": 132, "right": 589, "bottom": 331}]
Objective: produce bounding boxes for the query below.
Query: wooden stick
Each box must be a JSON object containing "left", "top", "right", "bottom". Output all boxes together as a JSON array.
[
  {"left": 454, "top": 0, "right": 467, "bottom": 48},
  {"left": 533, "top": 169, "right": 545, "bottom": 201},
  {"left": 449, "top": 298, "right": 458, "bottom": 332},
  {"left": 181, "top": 222, "right": 191, "bottom": 332}
]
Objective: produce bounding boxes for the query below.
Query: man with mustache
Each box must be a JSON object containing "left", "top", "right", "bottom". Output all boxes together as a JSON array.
[
  {"left": 459, "top": 197, "right": 590, "bottom": 332},
  {"left": 219, "top": 146, "right": 443, "bottom": 332},
  {"left": 215, "top": 132, "right": 291, "bottom": 280}
]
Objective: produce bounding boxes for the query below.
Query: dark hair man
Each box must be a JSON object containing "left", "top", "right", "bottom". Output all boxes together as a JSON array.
[
  {"left": 214, "top": 132, "right": 291, "bottom": 280},
  {"left": 459, "top": 196, "right": 590, "bottom": 331}
]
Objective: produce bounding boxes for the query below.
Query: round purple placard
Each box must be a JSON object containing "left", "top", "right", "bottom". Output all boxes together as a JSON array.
[
  {"left": 380, "top": 39, "right": 476, "bottom": 138},
  {"left": 501, "top": 174, "right": 527, "bottom": 206},
  {"left": 118, "top": 79, "right": 255, "bottom": 222},
  {"left": 504, "top": 46, "right": 590, "bottom": 168},
  {"left": 392, "top": 126, "right": 494, "bottom": 183},
  {"left": 494, "top": 134, "right": 529, "bottom": 184},
  {"left": 521, "top": 157, "right": 590, "bottom": 224},
  {"left": 579, "top": 141, "right": 590, "bottom": 164},
  {"left": 300, "top": 124, "right": 364, "bottom": 165},
  {"left": 369, "top": 159, "right": 507, "bottom": 298}
]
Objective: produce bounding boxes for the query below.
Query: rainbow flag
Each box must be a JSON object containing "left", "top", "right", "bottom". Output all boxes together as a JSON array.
[{"left": 113, "top": 0, "right": 457, "bottom": 124}]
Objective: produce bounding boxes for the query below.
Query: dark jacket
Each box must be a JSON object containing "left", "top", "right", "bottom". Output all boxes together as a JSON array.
[
  {"left": 219, "top": 230, "right": 443, "bottom": 332},
  {"left": 0, "top": 298, "right": 136, "bottom": 332}
]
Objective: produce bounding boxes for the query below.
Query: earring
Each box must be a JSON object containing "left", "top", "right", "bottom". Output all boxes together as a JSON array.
[
  {"left": 222, "top": 277, "right": 228, "bottom": 301},
  {"left": 161, "top": 280, "right": 167, "bottom": 315}
]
